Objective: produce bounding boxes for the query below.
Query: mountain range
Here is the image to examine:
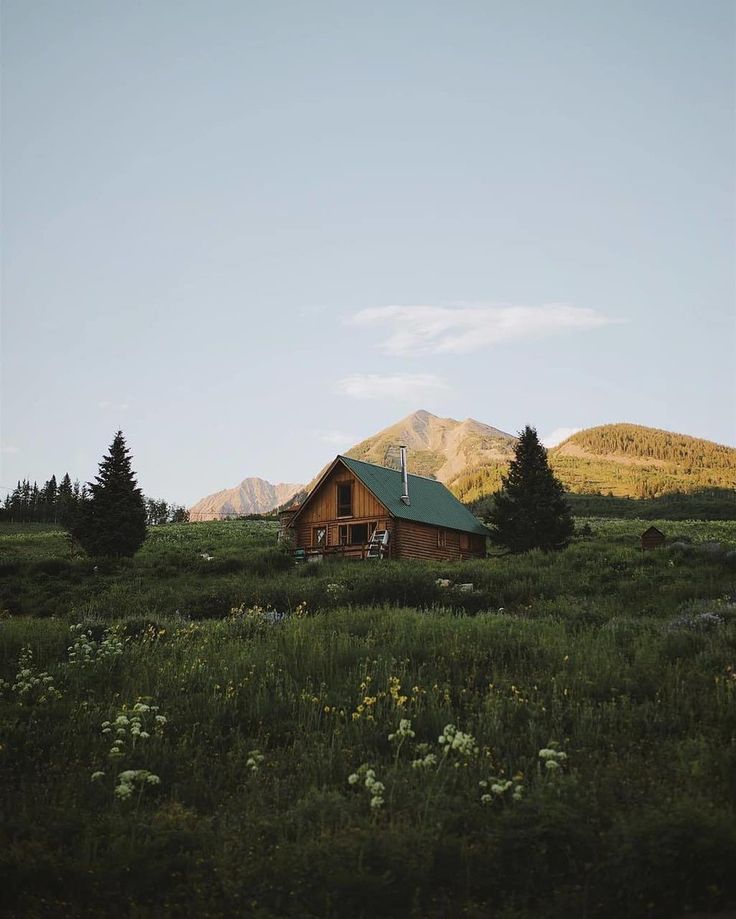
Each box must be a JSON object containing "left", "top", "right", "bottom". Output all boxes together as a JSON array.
[
  {"left": 189, "top": 478, "right": 302, "bottom": 521},
  {"left": 188, "top": 411, "right": 736, "bottom": 518}
]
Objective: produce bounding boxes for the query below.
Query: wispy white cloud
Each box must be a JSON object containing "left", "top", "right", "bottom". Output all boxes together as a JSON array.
[
  {"left": 0, "top": 445, "right": 20, "bottom": 455},
  {"left": 543, "top": 426, "right": 582, "bottom": 448},
  {"left": 335, "top": 373, "right": 449, "bottom": 401},
  {"left": 349, "top": 304, "right": 616, "bottom": 355},
  {"left": 318, "top": 430, "right": 359, "bottom": 448}
]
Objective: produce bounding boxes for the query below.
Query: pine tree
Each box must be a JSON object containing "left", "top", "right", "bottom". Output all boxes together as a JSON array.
[
  {"left": 488, "top": 425, "right": 574, "bottom": 553},
  {"left": 41, "top": 476, "right": 58, "bottom": 522},
  {"left": 10, "top": 482, "right": 23, "bottom": 522},
  {"left": 57, "top": 473, "right": 74, "bottom": 526},
  {"left": 71, "top": 431, "right": 147, "bottom": 557},
  {"left": 30, "top": 482, "right": 40, "bottom": 522},
  {"left": 20, "top": 480, "right": 31, "bottom": 522}
]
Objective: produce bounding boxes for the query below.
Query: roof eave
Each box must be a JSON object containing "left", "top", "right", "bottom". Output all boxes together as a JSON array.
[
  {"left": 286, "top": 457, "right": 343, "bottom": 527},
  {"left": 287, "top": 456, "right": 393, "bottom": 527}
]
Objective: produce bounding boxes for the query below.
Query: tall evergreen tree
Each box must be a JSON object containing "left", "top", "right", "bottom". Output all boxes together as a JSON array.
[
  {"left": 9, "top": 481, "right": 23, "bottom": 521},
  {"left": 42, "top": 475, "right": 57, "bottom": 503},
  {"left": 41, "top": 476, "right": 58, "bottom": 521},
  {"left": 488, "top": 425, "right": 574, "bottom": 553},
  {"left": 57, "top": 473, "right": 75, "bottom": 526},
  {"left": 71, "top": 431, "right": 147, "bottom": 557},
  {"left": 30, "top": 482, "right": 40, "bottom": 522},
  {"left": 20, "top": 480, "right": 31, "bottom": 521}
]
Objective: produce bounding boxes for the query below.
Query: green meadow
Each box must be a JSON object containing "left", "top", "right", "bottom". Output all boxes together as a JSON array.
[{"left": 1, "top": 519, "right": 736, "bottom": 918}]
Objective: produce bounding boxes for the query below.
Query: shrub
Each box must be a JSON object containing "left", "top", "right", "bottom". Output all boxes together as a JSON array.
[{"left": 245, "top": 548, "right": 293, "bottom": 576}]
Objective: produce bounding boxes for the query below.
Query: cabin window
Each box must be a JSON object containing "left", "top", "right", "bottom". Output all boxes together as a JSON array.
[
  {"left": 336, "top": 482, "right": 353, "bottom": 517},
  {"left": 459, "top": 533, "right": 469, "bottom": 551},
  {"left": 338, "top": 524, "right": 349, "bottom": 546},
  {"left": 349, "top": 523, "right": 369, "bottom": 545},
  {"left": 312, "top": 527, "right": 326, "bottom": 547},
  {"left": 437, "top": 529, "right": 447, "bottom": 548}
]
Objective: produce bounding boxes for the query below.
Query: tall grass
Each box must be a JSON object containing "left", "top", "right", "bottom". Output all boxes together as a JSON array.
[
  {"left": 1, "top": 518, "right": 736, "bottom": 917},
  {"left": 2, "top": 601, "right": 736, "bottom": 918}
]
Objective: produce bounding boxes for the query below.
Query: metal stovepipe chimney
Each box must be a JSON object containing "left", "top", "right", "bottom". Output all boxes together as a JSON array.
[{"left": 400, "top": 445, "right": 410, "bottom": 505}]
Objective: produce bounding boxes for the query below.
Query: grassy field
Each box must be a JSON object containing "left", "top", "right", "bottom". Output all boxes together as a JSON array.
[{"left": 1, "top": 520, "right": 736, "bottom": 918}]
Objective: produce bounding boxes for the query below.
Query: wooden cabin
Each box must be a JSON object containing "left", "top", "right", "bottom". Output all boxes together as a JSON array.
[
  {"left": 285, "top": 455, "right": 490, "bottom": 561},
  {"left": 640, "top": 525, "right": 666, "bottom": 551}
]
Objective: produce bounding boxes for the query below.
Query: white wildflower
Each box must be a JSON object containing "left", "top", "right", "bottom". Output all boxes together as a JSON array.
[
  {"left": 388, "top": 718, "right": 415, "bottom": 742},
  {"left": 438, "top": 724, "right": 478, "bottom": 758},
  {"left": 538, "top": 745, "right": 567, "bottom": 773},
  {"left": 246, "top": 749, "right": 265, "bottom": 773},
  {"left": 349, "top": 764, "right": 387, "bottom": 812}
]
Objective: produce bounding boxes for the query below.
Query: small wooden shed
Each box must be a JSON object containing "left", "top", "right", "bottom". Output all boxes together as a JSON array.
[{"left": 640, "top": 526, "right": 666, "bottom": 551}]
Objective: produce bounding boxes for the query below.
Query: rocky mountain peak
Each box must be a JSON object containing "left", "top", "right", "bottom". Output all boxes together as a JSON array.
[{"left": 189, "top": 477, "right": 303, "bottom": 521}]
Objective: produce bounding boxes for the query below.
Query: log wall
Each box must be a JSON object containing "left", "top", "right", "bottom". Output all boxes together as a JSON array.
[{"left": 393, "top": 520, "right": 486, "bottom": 561}]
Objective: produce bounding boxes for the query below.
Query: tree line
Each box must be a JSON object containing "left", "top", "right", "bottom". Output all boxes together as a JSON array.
[
  {"left": 1, "top": 474, "right": 83, "bottom": 525},
  {"left": 1, "top": 474, "right": 189, "bottom": 525}
]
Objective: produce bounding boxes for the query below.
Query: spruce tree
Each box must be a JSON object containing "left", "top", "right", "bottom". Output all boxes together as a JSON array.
[
  {"left": 41, "top": 476, "right": 58, "bottom": 522},
  {"left": 72, "top": 431, "right": 147, "bottom": 557},
  {"left": 57, "top": 474, "right": 74, "bottom": 526},
  {"left": 488, "top": 425, "right": 574, "bottom": 553}
]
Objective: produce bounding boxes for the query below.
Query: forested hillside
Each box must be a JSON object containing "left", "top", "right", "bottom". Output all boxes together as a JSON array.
[
  {"left": 551, "top": 424, "right": 736, "bottom": 498},
  {"left": 452, "top": 424, "right": 736, "bottom": 508},
  {"left": 556, "top": 423, "right": 736, "bottom": 469}
]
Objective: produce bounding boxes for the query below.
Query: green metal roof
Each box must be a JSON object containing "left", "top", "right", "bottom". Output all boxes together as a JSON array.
[{"left": 338, "top": 456, "right": 490, "bottom": 537}]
